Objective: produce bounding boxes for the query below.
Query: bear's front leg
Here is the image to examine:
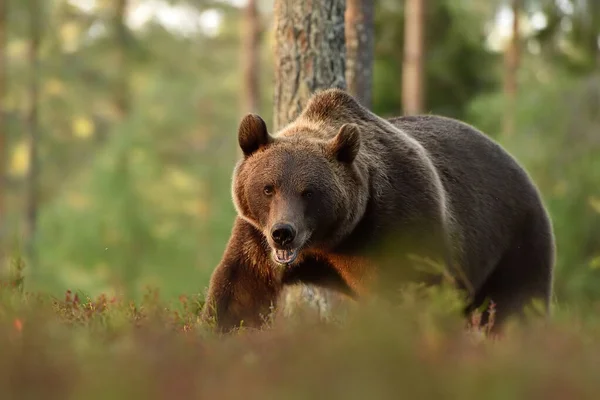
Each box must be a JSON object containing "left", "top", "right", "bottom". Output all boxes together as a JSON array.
[{"left": 201, "top": 218, "right": 280, "bottom": 333}]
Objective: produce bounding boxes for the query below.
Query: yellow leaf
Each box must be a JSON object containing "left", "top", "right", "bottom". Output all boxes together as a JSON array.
[
  {"left": 7, "top": 40, "right": 28, "bottom": 61},
  {"left": 132, "top": 73, "right": 151, "bottom": 94},
  {"left": 166, "top": 168, "right": 196, "bottom": 192},
  {"left": 66, "top": 192, "right": 91, "bottom": 211},
  {"left": 60, "top": 22, "right": 81, "bottom": 53},
  {"left": 9, "top": 141, "right": 29, "bottom": 177},
  {"left": 588, "top": 196, "right": 600, "bottom": 214},
  {"left": 590, "top": 256, "right": 600, "bottom": 270},
  {"left": 44, "top": 79, "right": 66, "bottom": 97},
  {"left": 72, "top": 116, "right": 95, "bottom": 139}
]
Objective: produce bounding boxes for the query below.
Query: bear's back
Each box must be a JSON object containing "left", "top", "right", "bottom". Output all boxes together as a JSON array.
[{"left": 387, "top": 115, "right": 547, "bottom": 287}]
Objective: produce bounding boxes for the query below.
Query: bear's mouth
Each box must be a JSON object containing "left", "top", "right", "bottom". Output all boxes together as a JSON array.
[{"left": 272, "top": 249, "right": 298, "bottom": 266}]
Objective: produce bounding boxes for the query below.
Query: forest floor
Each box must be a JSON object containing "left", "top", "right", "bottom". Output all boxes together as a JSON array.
[{"left": 0, "top": 260, "right": 599, "bottom": 400}]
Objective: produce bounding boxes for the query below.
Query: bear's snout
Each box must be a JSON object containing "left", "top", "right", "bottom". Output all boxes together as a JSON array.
[{"left": 270, "top": 223, "right": 296, "bottom": 247}]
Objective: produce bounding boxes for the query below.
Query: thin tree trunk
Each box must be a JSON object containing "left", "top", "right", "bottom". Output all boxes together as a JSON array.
[
  {"left": 0, "top": 0, "right": 7, "bottom": 245},
  {"left": 242, "top": 0, "right": 261, "bottom": 114},
  {"left": 113, "top": 0, "right": 139, "bottom": 296},
  {"left": 345, "top": 0, "right": 375, "bottom": 108},
  {"left": 402, "top": 0, "right": 426, "bottom": 115},
  {"left": 503, "top": 0, "right": 521, "bottom": 136},
  {"left": 273, "top": 0, "right": 347, "bottom": 131},
  {"left": 272, "top": 0, "right": 347, "bottom": 321},
  {"left": 114, "top": 0, "right": 129, "bottom": 119},
  {"left": 25, "top": 0, "right": 41, "bottom": 260}
]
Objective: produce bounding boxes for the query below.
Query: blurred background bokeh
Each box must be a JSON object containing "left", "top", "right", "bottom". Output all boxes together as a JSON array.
[{"left": 0, "top": 0, "right": 598, "bottom": 305}]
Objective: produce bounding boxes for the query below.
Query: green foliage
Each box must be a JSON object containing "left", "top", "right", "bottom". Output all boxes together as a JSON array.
[
  {"left": 468, "top": 65, "right": 600, "bottom": 304},
  {"left": 532, "top": 0, "right": 600, "bottom": 74},
  {"left": 3, "top": 0, "right": 245, "bottom": 299},
  {"left": 373, "top": 1, "right": 499, "bottom": 119}
]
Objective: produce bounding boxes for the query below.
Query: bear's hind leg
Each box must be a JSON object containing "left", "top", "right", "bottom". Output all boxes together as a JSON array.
[{"left": 468, "top": 213, "right": 554, "bottom": 332}]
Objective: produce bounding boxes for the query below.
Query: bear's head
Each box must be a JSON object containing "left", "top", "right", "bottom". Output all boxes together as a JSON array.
[{"left": 231, "top": 113, "right": 369, "bottom": 266}]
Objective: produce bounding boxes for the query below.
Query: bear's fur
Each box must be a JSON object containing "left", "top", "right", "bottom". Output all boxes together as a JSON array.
[{"left": 201, "top": 88, "right": 555, "bottom": 332}]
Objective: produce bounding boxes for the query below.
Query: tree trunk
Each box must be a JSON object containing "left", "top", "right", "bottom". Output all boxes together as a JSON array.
[
  {"left": 503, "top": 0, "right": 521, "bottom": 137},
  {"left": 273, "top": 0, "right": 347, "bottom": 131},
  {"left": 113, "top": 0, "right": 139, "bottom": 295},
  {"left": 402, "top": 0, "right": 426, "bottom": 115},
  {"left": 0, "top": 0, "right": 6, "bottom": 247},
  {"left": 242, "top": 0, "right": 261, "bottom": 114},
  {"left": 345, "top": 0, "right": 375, "bottom": 108},
  {"left": 272, "top": 0, "right": 347, "bottom": 321},
  {"left": 114, "top": 0, "right": 129, "bottom": 120},
  {"left": 25, "top": 0, "right": 41, "bottom": 260}
]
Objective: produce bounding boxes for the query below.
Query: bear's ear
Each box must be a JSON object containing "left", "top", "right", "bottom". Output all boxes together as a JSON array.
[
  {"left": 238, "top": 114, "right": 272, "bottom": 157},
  {"left": 328, "top": 123, "right": 361, "bottom": 163}
]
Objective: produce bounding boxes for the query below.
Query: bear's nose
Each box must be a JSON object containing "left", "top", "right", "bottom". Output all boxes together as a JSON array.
[{"left": 271, "top": 223, "right": 296, "bottom": 246}]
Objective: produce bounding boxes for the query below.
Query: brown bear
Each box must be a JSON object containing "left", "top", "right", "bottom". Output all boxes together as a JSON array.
[{"left": 201, "top": 88, "right": 555, "bottom": 333}]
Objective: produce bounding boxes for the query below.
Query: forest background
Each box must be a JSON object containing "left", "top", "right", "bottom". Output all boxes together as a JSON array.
[{"left": 0, "top": 0, "right": 599, "bottom": 311}]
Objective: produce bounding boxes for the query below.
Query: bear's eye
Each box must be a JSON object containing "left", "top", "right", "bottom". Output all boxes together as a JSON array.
[
  {"left": 263, "top": 185, "right": 275, "bottom": 196},
  {"left": 302, "top": 190, "right": 314, "bottom": 199}
]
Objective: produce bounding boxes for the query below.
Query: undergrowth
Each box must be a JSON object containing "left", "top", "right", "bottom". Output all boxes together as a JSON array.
[{"left": 0, "top": 260, "right": 599, "bottom": 400}]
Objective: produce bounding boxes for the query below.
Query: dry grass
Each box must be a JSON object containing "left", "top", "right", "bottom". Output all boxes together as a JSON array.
[{"left": 1, "top": 261, "right": 599, "bottom": 400}]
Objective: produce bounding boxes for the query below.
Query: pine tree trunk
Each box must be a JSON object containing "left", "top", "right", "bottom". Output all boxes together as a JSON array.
[
  {"left": 503, "top": 0, "right": 520, "bottom": 137},
  {"left": 273, "top": 0, "right": 347, "bottom": 131},
  {"left": 113, "top": 0, "right": 139, "bottom": 295},
  {"left": 115, "top": 0, "right": 129, "bottom": 119},
  {"left": 242, "top": 0, "right": 261, "bottom": 114},
  {"left": 25, "top": 0, "right": 40, "bottom": 260},
  {"left": 272, "top": 0, "right": 348, "bottom": 322},
  {"left": 0, "top": 0, "right": 6, "bottom": 246},
  {"left": 345, "top": 0, "right": 374, "bottom": 108},
  {"left": 402, "top": 0, "right": 426, "bottom": 115}
]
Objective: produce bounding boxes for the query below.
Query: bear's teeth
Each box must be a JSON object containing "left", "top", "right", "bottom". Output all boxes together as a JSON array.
[
  {"left": 279, "top": 250, "right": 290, "bottom": 259},
  {"left": 274, "top": 249, "right": 297, "bottom": 264}
]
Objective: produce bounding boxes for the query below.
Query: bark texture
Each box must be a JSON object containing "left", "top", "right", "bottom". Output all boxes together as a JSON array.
[
  {"left": 273, "top": 0, "right": 347, "bottom": 131},
  {"left": 0, "top": 0, "right": 6, "bottom": 242},
  {"left": 272, "top": 0, "right": 348, "bottom": 320},
  {"left": 25, "top": 0, "right": 41, "bottom": 259},
  {"left": 402, "top": 0, "right": 426, "bottom": 115},
  {"left": 114, "top": 0, "right": 129, "bottom": 119},
  {"left": 503, "top": 0, "right": 521, "bottom": 137},
  {"left": 345, "top": 0, "right": 374, "bottom": 108},
  {"left": 242, "top": 0, "right": 261, "bottom": 114}
]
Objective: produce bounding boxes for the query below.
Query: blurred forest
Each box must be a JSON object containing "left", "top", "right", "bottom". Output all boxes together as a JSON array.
[{"left": 0, "top": 0, "right": 598, "bottom": 306}]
